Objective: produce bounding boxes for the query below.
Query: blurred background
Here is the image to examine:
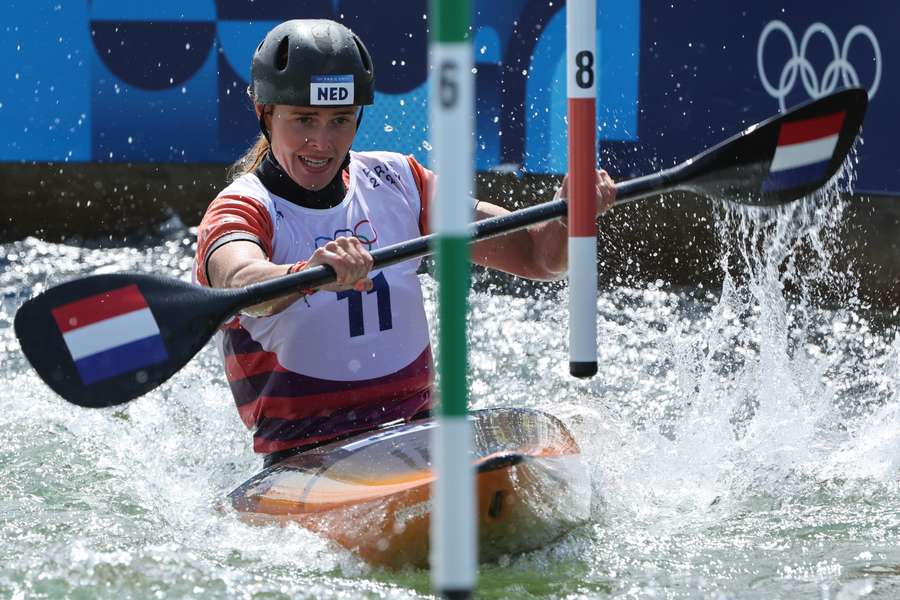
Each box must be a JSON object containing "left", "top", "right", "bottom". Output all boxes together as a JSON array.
[{"left": 2, "top": 0, "right": 897, "bottom": 304}]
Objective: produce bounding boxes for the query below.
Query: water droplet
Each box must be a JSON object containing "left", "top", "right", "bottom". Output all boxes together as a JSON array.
[{"left": 384, "top": 124, "right": 394, "bottom": 133}]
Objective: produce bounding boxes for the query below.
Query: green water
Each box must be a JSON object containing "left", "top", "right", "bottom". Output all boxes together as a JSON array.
[{"left": 2, "top": 190, "right": 899, "bottom": 599}]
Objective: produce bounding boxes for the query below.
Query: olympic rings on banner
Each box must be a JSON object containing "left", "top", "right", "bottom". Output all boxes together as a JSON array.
[{"left": 757, "top": 20, "right": 881, "bottom": 111}]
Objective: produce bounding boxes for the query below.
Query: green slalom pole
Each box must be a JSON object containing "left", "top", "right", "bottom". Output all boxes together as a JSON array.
[{"left": 429, "top": 0, "right": 476, "bottom": 597}]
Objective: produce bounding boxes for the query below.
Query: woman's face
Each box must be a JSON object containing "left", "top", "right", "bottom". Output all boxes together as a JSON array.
[{"left": 261, "top": 104, "right": 358, "bottom": 190}]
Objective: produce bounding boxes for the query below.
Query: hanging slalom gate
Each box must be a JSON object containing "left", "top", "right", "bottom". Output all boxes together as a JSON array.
[
  {"left": 566, "top": 0, "right": 599, "bottom": 378},
  {"left": 429, "top": 0, "right": 477, "bottom": 598},
  {"left": 428, "top": 0, "right": 598, "bottom": 596}
]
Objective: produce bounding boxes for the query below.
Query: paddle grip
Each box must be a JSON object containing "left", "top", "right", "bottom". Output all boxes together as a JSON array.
[
  {"left": 240, "top": 168, "right": 677, "bottom": 307},
  {"left": 242, "top": 198, "right": 572, "bottom": 306}
]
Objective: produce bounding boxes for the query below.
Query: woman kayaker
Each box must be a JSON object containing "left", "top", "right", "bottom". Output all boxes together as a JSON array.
[{"left": 193, "top": 19, "right": 616, "bottom": 467}]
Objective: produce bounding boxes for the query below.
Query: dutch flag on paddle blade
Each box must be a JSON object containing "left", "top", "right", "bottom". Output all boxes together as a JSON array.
[
  {"left": 51, "top": 284, "right": 168, "bottom": 385},
  {"left": 762, "top": 111, "right": 845, "bottom": 192}
]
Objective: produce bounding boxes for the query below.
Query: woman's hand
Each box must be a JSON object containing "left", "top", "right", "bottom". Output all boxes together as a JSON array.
[
  {"left": 299, "top": 236, "right": 374, "bottom": 293},
  {"left": 557, "top": 168, "right": 617, "bottom": 216}
]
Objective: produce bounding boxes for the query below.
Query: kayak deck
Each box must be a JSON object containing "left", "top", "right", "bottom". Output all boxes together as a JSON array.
[{"left": 228, "top": 408, "right": 591, "bottom": 568}]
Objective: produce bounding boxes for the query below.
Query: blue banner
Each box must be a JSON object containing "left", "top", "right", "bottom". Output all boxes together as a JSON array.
[{"left": 1, "top": 1, "right": 892, "bottom": 194}]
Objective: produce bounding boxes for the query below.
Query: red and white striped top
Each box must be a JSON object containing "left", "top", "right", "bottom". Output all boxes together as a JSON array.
[{"left": 194, "top": 151, "right": 437, "bottom": 454}]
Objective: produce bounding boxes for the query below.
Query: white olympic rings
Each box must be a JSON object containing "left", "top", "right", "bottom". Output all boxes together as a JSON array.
[{"left": 757, "top": 20, "right": 881, "bottom": 111}]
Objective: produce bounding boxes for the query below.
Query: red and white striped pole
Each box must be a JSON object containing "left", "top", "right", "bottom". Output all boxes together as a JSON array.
[{"left": 566, "top": 0, "right": 598, "bottom": 378}]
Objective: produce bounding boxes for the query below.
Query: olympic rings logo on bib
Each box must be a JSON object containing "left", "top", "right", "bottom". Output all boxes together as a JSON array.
[
  {"left": 757, "top": 20, "right": 881, "bottom": 111},
  {"left": 315, "top": 220, "right": 378, "bottom": 250}
]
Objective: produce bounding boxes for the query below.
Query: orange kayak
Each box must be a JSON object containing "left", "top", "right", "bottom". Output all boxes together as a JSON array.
[{"left": 228, "top": 408, "right": 591, "bottom": 568}]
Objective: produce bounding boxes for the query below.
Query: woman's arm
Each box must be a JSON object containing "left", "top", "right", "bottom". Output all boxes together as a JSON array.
[
  {"left": 207, "top": 237, "right": 374, "bottom": 317},
  {"left": 471, "top": 169, "right": 616, "bottom": 280}
]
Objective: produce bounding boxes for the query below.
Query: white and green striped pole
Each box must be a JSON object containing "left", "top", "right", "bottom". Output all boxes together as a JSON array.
[
  {"left": 429, "top": 0, "right": 476, "bottom": 598},
  {"left": 567, "top": 0, "right": 598, "bottom": 378}
]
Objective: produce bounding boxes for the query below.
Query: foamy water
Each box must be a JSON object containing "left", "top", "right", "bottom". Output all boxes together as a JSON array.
[{"left": 2, "top": 172, "right": 899, "bottom": 598}]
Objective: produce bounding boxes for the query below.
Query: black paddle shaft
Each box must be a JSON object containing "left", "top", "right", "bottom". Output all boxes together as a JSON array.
[
  {"left": 14, "top": 88, "right": 868, "bottom": 407},
  {"left": 254, "top": 88, "right": 868, "bottom": 303}
]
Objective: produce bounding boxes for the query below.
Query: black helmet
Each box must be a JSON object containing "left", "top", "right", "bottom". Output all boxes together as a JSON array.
[{"left": 250, "top": 19, "right": 375, "bottom": 107}]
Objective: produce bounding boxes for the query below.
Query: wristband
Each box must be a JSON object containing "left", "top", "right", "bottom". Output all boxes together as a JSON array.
[{"left": 287, "top": 260, "right": 318, "bottom": 297}]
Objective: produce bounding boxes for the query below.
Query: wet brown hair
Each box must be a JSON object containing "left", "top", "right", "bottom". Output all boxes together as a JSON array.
[
  {"left": 228, "top": 95, "right": 273, "bottom": 181},
  {"left": 229, "top": 133, "right": 269, "bottom": 181}
]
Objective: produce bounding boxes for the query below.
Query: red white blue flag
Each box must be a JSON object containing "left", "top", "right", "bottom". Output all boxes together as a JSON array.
[
  {"left": 762, "top": 111, "right": 846, "bottom": 192},
  {"left": 51, "top": 285, "right": 168, "bottom": 384}
]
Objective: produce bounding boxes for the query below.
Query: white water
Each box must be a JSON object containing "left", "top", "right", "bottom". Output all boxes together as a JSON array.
[{"left": 2, "top": 171, "right": 900, "bottom": 598}]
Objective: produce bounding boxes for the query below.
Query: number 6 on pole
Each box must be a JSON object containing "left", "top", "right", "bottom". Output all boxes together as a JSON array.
[
  {"left": 567, "top": 0, "right": 598, "bottom": 377},
  {"left": 429, "top": 1, "right": 476, "bottom": 596}
]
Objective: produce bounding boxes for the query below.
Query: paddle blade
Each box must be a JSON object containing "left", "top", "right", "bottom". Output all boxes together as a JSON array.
[
  {"left": 681, "top": 88, "right": 868, "bottom": 206},
  {"left": 13, "top": 273, "right": 240, "bottom": 408}
]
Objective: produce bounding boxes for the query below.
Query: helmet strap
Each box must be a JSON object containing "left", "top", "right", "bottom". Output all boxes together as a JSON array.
[
  {"left": 255, "top": 103, "right": 360, "bottom": 181},
  {"left": 258, "top": 111, "right": 271, "bottom": 143}
]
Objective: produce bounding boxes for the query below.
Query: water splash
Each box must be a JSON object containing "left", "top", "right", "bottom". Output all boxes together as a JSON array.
[
  {"left": 576, "top": 157, "right": 897, "bottom": 521},
  {"left": 3, "top": 154, "right": 899, "bottom": 597}
]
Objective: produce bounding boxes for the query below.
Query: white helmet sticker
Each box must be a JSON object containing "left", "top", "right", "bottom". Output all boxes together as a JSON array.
[{"left": 310, "top": 74, "right": 355, "bottom": 105}]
